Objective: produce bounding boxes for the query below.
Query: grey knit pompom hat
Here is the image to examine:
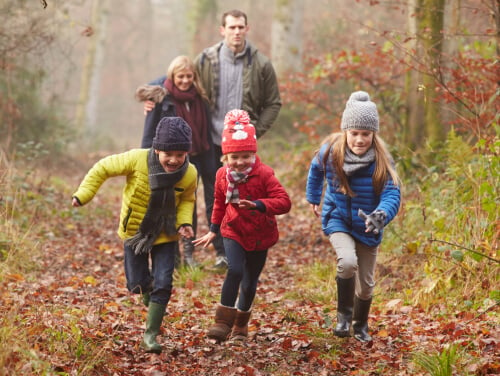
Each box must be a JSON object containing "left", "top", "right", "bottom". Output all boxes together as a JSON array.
[{"left": 340, "top": 91, "right": 379, "bottom": 132}]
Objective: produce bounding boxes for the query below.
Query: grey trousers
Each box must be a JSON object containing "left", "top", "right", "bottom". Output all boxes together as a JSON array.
[{"left": 329, "top": 232, "right": 378, "bottom": 300}]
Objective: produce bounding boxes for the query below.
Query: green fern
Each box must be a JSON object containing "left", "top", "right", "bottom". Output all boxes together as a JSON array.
[{"left": 412, "top": 344, "right": 458, "bottom": 376}]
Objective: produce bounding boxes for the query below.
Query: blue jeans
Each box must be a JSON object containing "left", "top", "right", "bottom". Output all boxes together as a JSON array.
[
  {"left": 124, "top": 241, "right": 176, "bottom": 305},
  {"left": 220, "top": 238, "right": 268, "bottom": 311}
]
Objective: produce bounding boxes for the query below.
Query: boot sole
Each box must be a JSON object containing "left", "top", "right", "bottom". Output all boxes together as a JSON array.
[
  {"left": 354, "top": 334, "right": 372, "bottom": 342},
  {"left": 207, "top": 334, "right": 229, "bottom": 342},
  {"left": 333, "top": 330, "right": 351, "bottom": 337},
  {"left": 141, "top": 342, "right": 162, "bottom": 354}
]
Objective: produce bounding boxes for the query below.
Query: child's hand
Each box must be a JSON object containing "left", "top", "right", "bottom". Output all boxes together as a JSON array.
[
  {"left": 178, "top": 225, "right": 194, "bottom": 238},
  {"left": 311, "top": 204, "right": 320, "bottom": 218},
  {"left": 238, "top": 199, "right": 256, "bottom": 210},
  {"left": 143, "top": 100, "right": 155, "bottom": 115},
  {"left": 72, "top": 197, "right": 81, "bottom": 207},
  {"left": 192, "top": 232, "right": 216, "bottom": 248}
]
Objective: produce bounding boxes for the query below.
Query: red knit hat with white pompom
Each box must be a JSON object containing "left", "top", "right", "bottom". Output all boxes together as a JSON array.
[{"left": 221, "top": 109, "right": 257, "bottom": 154}]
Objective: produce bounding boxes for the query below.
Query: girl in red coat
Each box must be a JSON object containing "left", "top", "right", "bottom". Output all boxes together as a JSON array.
[{"left": 194, "top": 109, "right": 291, "bottom": 342}]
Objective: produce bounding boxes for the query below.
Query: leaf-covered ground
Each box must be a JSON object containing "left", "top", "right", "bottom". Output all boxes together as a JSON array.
[{"left": 3, "top": 172, "right": 498, "bottom": 376}]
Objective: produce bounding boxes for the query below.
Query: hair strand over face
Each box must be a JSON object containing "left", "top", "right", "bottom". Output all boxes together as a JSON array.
[{"left": 320, "top": 132, "right": 400, "bottom": 197}]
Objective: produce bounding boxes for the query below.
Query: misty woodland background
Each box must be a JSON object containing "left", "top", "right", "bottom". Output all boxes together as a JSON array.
[{"left": 1, "top": 0, "right": 498, "bottom": 375}]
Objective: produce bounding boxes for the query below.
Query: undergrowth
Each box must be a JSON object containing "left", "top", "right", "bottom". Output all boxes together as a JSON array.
[
  {"left": 388, "top": 132, "right": 499, "bottom": 313},
  {"left": 290, "top": 132, "right": 499, "bottom": 373},
  {"left": 0, "top": 131, "right": 498, "bottom": 375},
  {"left": 0, "top": 146, "right": 110, "bottom": 375}
]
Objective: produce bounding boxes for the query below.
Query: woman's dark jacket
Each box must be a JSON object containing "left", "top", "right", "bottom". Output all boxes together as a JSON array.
[{"left": 140, "top": 76, "right": 214, "bottom": 150}]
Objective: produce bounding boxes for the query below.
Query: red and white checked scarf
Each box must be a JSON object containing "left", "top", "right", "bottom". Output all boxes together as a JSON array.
[{"left": 225, "top": 158, "right": 255, "bottom": 204}]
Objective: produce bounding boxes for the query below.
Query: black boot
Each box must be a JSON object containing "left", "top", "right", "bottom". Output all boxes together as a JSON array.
[
  {"left": 353, "top": 296, "right": 372, "bottom": 342},
  {"left": 182, "top": 237, "right": 199, "bottom": 267},
  {"left": 334, "top": 276, "right": 355, "bottom": 337}
]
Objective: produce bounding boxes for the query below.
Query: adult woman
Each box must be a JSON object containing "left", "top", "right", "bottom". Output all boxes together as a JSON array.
[{"left": 136, "top": 55, "right": 220, "bottom": 267}]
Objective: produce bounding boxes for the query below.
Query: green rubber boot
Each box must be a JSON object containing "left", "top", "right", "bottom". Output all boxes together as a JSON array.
[
  {"left": 142, "top": 292, "right": 150, "bottom": 307},
  {"left": 141, "top": 302, "right": 166, "bottom": 353}
]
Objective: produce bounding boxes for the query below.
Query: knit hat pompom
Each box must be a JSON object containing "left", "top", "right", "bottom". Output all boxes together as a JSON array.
[
  {"left": 152, "top": 117, "right": 192, "bottom": 152},
  {"left": 340, "top": 91, "right": 379, "bottom": 132},
  {"left": 221, "top": 109, "right": 257, "bottom": 154}
]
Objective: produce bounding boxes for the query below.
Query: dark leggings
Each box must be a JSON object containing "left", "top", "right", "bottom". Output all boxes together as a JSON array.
[{"left": 220, "top": 238, "right": 268, "bottom": 311}]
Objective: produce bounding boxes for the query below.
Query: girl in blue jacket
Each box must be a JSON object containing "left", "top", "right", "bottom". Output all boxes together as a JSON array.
[{"left": 306, "top": 91, "right": 401, "bottom": 342}]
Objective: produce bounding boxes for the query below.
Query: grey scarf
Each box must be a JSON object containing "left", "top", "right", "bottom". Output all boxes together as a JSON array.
[
  {"left": 343, "top": 147, "right": 375, "bottom": 176},
  {"left": 125, "top": 149, "right": 189, "bottom": 255}
]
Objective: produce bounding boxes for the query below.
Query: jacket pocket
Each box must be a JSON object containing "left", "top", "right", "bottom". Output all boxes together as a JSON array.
[
  {"left": 122, "top": 207, "right": 132, "bottom": 232},
  {"left": 226, "top": 215, "right": 243, "bottom": 232}
]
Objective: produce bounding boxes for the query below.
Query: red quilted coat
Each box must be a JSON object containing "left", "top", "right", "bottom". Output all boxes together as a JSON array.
[{"left": 211, "top": 156, "right": 292, "bottom": 251}]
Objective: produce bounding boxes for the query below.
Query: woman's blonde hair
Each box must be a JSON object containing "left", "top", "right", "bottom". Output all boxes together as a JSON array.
[
  {"left": 320, "top": 132, "right": 400, "bottom": 197},
  {"left": 166, "top": 55, "right": 208, "bottom": 102}
]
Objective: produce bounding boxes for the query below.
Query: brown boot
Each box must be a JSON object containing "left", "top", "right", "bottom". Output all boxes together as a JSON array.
[
  {"left": 207, "top": 304, "right": 237, "bottom": 342},
  {"left": 231, "top": 309, "right": 252, "bottom": 340}
]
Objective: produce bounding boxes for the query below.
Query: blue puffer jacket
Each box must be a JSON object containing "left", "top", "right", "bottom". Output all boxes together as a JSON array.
[{"left": 306, "top": 143, "right": 401, "bottom": 247}]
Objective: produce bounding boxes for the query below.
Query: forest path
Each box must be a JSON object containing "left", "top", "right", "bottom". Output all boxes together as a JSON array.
[{"left": 6, "top": 171, "right": 497, "bottom": 376}]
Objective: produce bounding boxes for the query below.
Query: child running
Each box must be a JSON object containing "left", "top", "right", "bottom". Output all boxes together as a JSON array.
[
  {"left": 194, "top": 109, "right": 291, "bottom": 342},
  {"left": 72, "top": 117, "right": 197, "bottom": 353},
  {"left": 306, "top": 91, "right": 401, "bottom": 342}
]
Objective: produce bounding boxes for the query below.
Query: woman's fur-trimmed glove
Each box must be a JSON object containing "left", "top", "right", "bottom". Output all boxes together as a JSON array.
[{"left": 358, "top": 209, "right": 386, "bottom": 235}]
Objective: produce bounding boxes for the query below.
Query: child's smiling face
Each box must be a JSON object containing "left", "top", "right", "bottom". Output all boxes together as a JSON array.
[
  {"left": 226, "top": 151, "right": 255, "bottom": 172},
  {"left": 156, "top": 150, "right": 188, "bottom": 172}
]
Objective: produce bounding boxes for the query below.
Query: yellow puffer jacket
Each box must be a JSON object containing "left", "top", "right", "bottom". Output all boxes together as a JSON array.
[{"left": 72, "top": 148, "right": 197, "bottom": 244}]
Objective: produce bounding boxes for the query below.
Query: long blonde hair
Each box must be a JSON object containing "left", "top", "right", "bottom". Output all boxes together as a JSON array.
[
  {"left": 320, "top": 132, "right": 400, "bottom": 197},
  {"left": 166, "top": 55, "right": 208, "bottom": 102}
]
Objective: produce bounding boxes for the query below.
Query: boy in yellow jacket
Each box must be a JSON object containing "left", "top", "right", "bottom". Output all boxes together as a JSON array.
[{"left": 72, "top": 117, "right": 197, "bottom": 353}]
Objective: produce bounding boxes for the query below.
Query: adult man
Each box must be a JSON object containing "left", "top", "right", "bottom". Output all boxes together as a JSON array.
[
  {"left": 142, "top": 9, "right": 281, "bottom": 269},
  {"left": 194, "top": 9, "right": 282, "bottom": 164}
]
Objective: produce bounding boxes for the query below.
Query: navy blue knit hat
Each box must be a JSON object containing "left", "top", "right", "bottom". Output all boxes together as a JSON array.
[{"left": 152, "top": 117, "right": 192, "bottom": 152}]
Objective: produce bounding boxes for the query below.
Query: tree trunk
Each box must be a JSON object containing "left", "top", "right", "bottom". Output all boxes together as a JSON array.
[
  {"left": 405, "top": 0, "right": 426, "bottom": 148},
  {"left": 491, "top": 0, "right": 500, "bottom": 69},
  {"left": 75, "top": 0, "right": 108, "bottom": 132},
  {"left": 418, "top": 0, "right": 446, "bottom": 145},
  {"left": 190, "top": 0, "right": 218, "bottom": 56},
  {"left": 86, "top": 0, "right": 108, "bottom": 131},
  {"left": 441, "top": 0, "right": 460, "bottom": 129},
  {"left": 271, "top": 0, "right": 304, "bottom": 76}
]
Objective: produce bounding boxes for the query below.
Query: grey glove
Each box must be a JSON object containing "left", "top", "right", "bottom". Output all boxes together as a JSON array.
[{"left": 358, "top": 209, "right": 387, "bottom": 235}]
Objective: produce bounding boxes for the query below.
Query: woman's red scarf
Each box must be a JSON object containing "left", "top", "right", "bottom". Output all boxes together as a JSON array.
[{"left": 164, "top": 79, "right": 209, "bottom": 154}]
